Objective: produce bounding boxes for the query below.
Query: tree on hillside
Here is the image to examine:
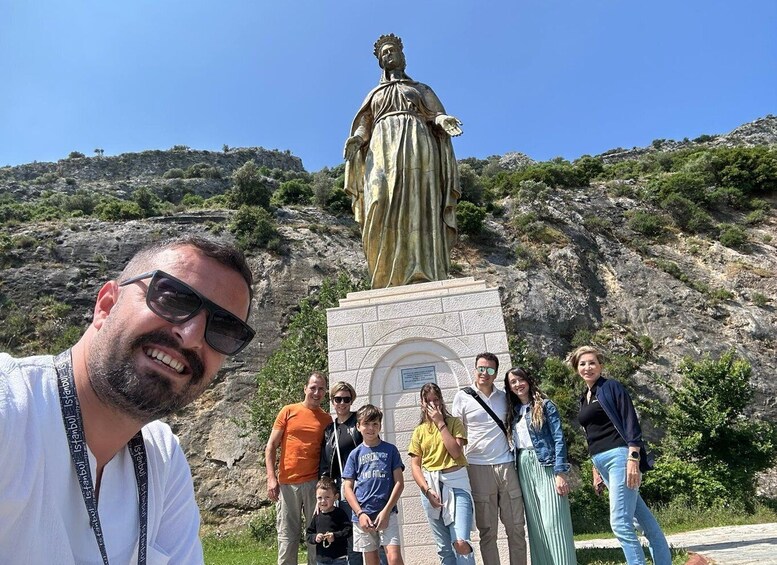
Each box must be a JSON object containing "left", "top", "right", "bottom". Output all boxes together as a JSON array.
[
  {"left": 644, "top": 351, "right": 777, "bottom": 509},
  {"left": 229, "top": 160, "right": 272, "bottom": 209}
]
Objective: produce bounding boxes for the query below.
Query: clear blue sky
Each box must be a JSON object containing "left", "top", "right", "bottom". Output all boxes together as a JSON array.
[{"left": 1, "top": 1, "right": 775, "bottom": 172}]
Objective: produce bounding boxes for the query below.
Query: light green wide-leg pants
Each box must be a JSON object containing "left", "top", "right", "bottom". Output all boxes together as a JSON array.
[{"left": 517, "top": 449, "right": 578, "bottom": 565}]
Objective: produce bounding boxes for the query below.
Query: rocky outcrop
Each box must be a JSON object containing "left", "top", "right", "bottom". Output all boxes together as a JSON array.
[
  {"left": 599, "top": 114, "right": 777, "bottom": 164},
  {"left": 0, "top": 147, "right": 302, "bottom": 201}
]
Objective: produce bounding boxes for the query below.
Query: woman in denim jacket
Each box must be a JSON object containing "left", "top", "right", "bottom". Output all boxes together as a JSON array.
[
  {"left": 569, "top": 346, "right": 670, "bottom": 565},
  {"left": 505, "top": 367, "right": 577, "bottom": 565}
]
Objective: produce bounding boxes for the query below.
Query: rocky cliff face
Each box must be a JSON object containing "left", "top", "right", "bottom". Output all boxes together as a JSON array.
[{"left": 1, "top": 120, "right": 775, "bottom": 527}]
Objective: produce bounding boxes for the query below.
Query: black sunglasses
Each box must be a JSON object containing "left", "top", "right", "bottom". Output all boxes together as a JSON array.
[
  {"left": 332, "top": 396, "right": 352, "bottom": 404},
  {"left": 119, "top": 270, "right": 255, "bottom": 355}
]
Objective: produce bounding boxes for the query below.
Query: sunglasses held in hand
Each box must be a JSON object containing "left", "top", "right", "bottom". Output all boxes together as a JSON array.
[{"left": 119, "top": 270, "right": 255, "bottom": 355}]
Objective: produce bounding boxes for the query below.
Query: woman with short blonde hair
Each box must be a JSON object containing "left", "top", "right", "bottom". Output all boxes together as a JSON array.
[{"left": 570, "top": 345, "right": 670, "bottom": 565}]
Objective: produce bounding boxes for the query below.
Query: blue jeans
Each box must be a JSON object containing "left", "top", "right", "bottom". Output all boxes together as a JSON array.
[
  {"left": 420, "top": 487, "right": 475, "bottom": 565},
  {"left": 592, "top": 447, "right": 671, "bottom": 565},
  {"left": 339, "top": 500, "right": 387, "bottom": 565}
]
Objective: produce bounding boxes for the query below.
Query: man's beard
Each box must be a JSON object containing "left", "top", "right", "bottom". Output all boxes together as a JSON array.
[{"left": 87, "top": 330, "right": 206, "bottom": 422}]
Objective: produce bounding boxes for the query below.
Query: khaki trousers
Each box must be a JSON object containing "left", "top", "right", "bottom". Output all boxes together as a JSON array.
[
  {"left": 467, "top": 462, "right": 527, "bottom": 565},
  {"left": 277, "top": 480, "right": 317, "bottom": 565}
]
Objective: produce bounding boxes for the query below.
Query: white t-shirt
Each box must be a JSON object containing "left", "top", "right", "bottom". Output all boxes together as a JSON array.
[
  {"left": 452, "top": 386, "right": 513, "bottom": 465},
  {"left": 514, "top": 405, "right": 534, "bottom": 450},
  {"left": 0, "top": 353, "right": 204, "bottom": 564}
]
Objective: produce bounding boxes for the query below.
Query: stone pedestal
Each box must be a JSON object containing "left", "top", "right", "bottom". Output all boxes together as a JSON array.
[{"left": 326, "top": 277, "right": 514, "bottom": 563}]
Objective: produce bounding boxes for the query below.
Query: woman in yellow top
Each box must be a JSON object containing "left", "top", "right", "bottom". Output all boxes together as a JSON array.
[{"left": 408, "top": 383, "right": 475, "bottom": 565}]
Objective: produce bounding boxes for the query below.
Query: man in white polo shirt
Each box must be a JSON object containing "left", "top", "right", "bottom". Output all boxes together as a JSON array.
[{"left": 452, "top": 352, "right": 527, "bottom": 565}]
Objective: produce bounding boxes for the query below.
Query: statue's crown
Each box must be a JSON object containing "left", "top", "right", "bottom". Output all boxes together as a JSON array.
[{"left": 373, "top": 34, "right": 403, "bottom": 59}]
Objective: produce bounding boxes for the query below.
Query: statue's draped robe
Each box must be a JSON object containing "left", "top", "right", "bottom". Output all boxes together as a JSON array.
[{"left": 345, "top": 78, "right": 460, "bottom": 289}]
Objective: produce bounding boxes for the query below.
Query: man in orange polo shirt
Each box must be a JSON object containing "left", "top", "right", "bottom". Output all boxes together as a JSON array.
[{"left": 266, "top": 371, "right": 332, "bottom": 565}]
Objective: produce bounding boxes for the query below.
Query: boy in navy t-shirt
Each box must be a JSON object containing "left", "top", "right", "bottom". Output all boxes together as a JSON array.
[{"left": 342, "top": 404, "right": 405, "bottom": 565}]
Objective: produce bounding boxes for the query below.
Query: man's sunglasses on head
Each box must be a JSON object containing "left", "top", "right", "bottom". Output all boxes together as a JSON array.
[
  {"left": 119, "top": 270, "right": 255, "bottom": 355},
  {"left": 476, "top": 366, "right": 497, "bottom": 376}
]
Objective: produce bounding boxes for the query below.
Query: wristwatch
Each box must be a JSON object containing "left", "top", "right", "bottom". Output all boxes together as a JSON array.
[{"left": 629, "top": 450, "right": 640, "bottom": 461}]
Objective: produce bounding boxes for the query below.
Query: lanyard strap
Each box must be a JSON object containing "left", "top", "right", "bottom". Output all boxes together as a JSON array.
[{"left": 54, "top": 351, "right": 148, "bottom": 565}]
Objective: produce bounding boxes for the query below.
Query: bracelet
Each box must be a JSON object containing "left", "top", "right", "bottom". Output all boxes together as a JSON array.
[
  {"left": 357, "top": 510, "right": 367, "bottom": 518},
  {"left": 423, "top": 486, "right": 430, "bottom": 496},
  {"left": 437, "top": 423, "right": 447, "bottom": 431}
]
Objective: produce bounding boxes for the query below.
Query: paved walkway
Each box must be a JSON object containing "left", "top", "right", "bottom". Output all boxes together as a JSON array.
[{"left": 575, "top": 523, "right": 777, "bottom": 564}]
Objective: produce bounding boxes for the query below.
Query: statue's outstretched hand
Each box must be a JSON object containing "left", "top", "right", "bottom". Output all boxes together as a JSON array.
[
  {"left": 344, "top": 135, "right": 364, "bottom": 161},
  {"left": 435, "top": 115, "right": 463, "bottom": 137}
]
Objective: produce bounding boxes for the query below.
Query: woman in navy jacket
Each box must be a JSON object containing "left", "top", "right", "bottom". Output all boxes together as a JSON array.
[
  {"left": 569, "top": 346, "right": 670, "bottom": 565},
  {"left": 505, "top": 367, "right": 576, "bottom": 565}
]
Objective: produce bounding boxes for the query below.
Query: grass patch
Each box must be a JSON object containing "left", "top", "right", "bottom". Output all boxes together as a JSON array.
[
  {"left": 202, "top": 531, "right": 305, "bottom": 565},
  {"left": 655, "top": 500, "right": 777, "bottom": 534}
]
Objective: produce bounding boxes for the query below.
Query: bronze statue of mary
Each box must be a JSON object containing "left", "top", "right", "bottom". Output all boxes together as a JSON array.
[{"left": 344, "top": 34, "right": 462, "bottom": 289}]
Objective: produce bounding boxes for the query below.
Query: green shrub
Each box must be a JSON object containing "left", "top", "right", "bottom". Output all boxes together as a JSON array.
[
  {"left": 229, "top": 205, "right": 281, "bottom": 251},
  {"left": 512, "top": 211, "right": 566, "bottom": 244},
  {"left": 661, "top": 193, "right": 713, "bottom": 232},
  {"left": 203, "top": 194, "right": 229, "bottom": 209},
  {"left": 513, "top": 180, "right": 549, "bottom": 204},
  {"left": 641, "top": 456, "right": 729, "bottom": 508},
  {"left": 163, "top": 168, "right": 185, "bottom": 179},
  {"left": 67, "top": 151, "right": 86, "bottom": 159},
  {"left": 627, "top": 210, "right": 666, "bottom": 237},
  {"left": 456, "top": 201, "right": 487, "bottom": 235},
  {"left": 752, "top": 292, "right": 769, "bottom": 307},
  {"left": 710, "top": 185, "right": 749, "bottom": 209},
  {"left": 34, "top": 172, "right": 60, "bottom": 185},
  {"left": 0, "top": 197, "right": 32, "bottom": 224},
  {"left": 325, "top": 188, "right": 352, "bottom": 215},
  {"left": 184, "top": 162, "right": 221, "bottom": 179},
  {"left": 647, "top": 172, "right": 708, "bottom": 204},
  {"left": 709, "top": 146, "right": 777, "bottom": 195},
  {"left": 180, "top": 193, "right": 205, "bottom": 208},
  {"left": 95, "top": 198, "right": 143, "bottom": 221},
  {"left": 271, "top": 179, "right": 313, "bottom": 206},
  {"left": 719, "top": 224, "right": 748, "bottom": 248},
  {"left": 573, "top": 155, "right": 605, "bottom": 184},
  {"left": 748, "top": 198, "right": 770, "bottom": 212},
  {"left": 745, "top": 209, "right": 767, "bottom": 225},
  {"left": 520, "top": 158, "right": 583, "bottom": 189}
]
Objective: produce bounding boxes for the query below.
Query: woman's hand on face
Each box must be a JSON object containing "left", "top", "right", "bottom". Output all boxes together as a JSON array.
[
  {"left": 626, "top": 458, "right": 641, "bottom": 490},
  {"left": 555, "top": 474, "right": 570, "bottom": 497},
  {"left": 426, "top": 403, "right": 445, "bottom": 427}
]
